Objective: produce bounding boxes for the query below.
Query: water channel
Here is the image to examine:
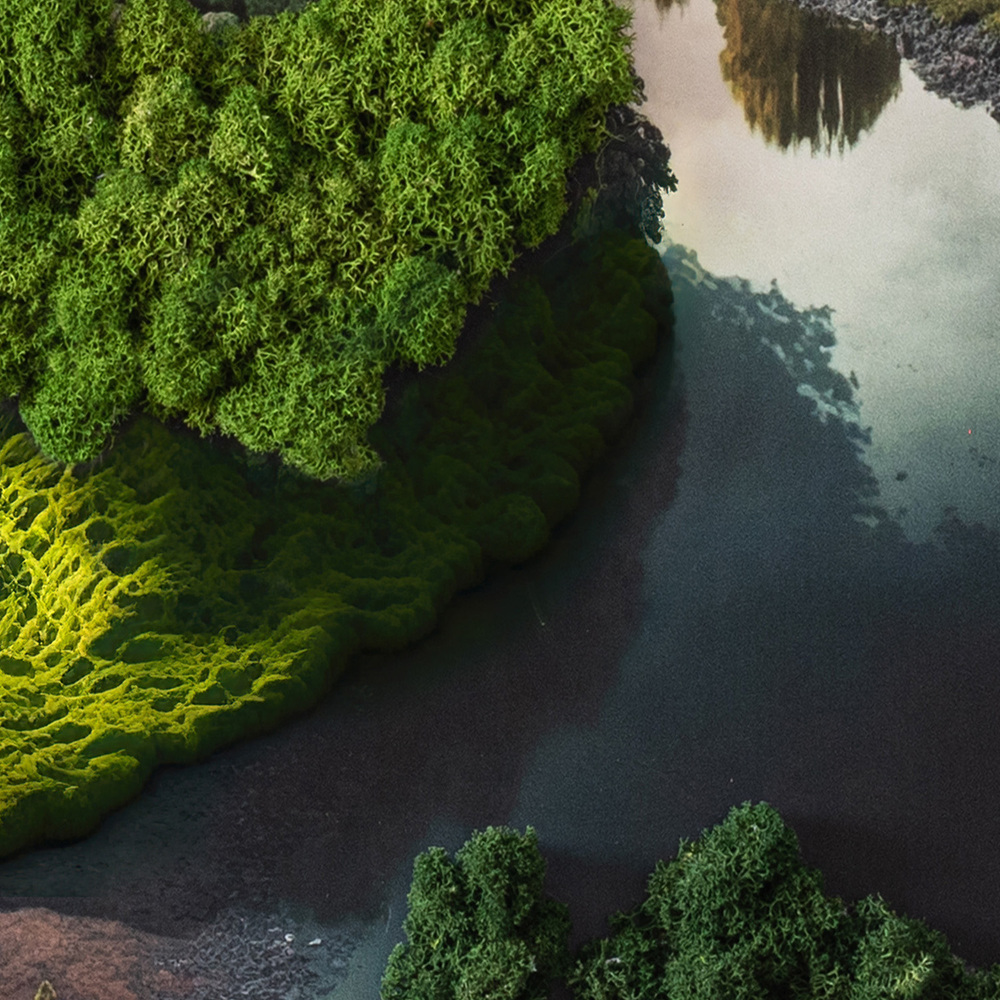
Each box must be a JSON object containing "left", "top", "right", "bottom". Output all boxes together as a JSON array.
[{"left": 2, "top": 0, "right": 999, "bottom": 995}]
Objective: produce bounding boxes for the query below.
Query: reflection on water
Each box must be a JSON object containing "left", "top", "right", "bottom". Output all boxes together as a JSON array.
[
  {"left": 646, "top": 0, "right": 901, "bottom": 155},
  {"left": 627, "top": 0, "right": 1000, "bottom": 543},
  {"left": 716, "top": 0, "right": 901, "bottom": 153}
]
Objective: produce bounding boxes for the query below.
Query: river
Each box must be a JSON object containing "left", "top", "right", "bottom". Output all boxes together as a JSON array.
[{"left": 1, "top": 0, "right": 999, "bottom": 996}]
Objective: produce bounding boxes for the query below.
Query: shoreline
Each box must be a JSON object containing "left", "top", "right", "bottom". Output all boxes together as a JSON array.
[{"left": 787, "top": 0, "right": 1000, "bottom": 121}]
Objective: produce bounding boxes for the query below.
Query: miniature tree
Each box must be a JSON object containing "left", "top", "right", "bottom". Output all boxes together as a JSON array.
[{"left": 381, "top": 826, "right": 571, "bottom": 1000}]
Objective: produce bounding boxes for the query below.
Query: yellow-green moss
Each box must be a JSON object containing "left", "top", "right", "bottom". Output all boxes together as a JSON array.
[
  {"left": 0, "top": 223, "right": 673, "bottom": 860},
  {"left": 885, "top": 0, "right": 1000, "bottom": 32}
]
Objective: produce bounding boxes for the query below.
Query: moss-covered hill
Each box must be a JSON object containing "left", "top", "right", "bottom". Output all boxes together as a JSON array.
[{"left": 0, "top": 215, "right": 674, "bottom": 860}]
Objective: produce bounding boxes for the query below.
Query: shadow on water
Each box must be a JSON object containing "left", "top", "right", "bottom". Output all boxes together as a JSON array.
[{"left": 509, "top": 241, "right": 1000, "bottom": 972}]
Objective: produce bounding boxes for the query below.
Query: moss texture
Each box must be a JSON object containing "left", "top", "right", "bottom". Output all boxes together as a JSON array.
[
  {"left": 0, "top": 222, "right": 674, "bottom": 860},
  {"left": 884, "top": 0, "right": 1000, "bottom": 33},
  {"left": 0, "top": 0, "right": 643, "bottom": 481}
]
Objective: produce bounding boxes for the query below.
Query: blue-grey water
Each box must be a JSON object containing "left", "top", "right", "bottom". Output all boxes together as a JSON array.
[{"left": 2, "top": 0, "right": 1000, "bottom": 996}]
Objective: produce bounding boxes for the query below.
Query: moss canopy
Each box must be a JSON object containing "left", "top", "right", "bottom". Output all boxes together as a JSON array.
[{"left": 0, "top": 0, "right": 643, "bottom": 481}]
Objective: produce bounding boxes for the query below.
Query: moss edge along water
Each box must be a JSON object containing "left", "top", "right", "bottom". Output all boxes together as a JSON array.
[
  {"left": 0, "top": 90, "right": 676, "bottom": 865},
  {"left": 382, "top": 803, "right": 1000, "bottom": 1000}
]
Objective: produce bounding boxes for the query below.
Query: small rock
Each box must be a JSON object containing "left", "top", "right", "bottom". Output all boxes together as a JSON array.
[
  {"left": 34, "top": 983, "right": 57, "bottom": 1000},
  {"left": 307, "top": 938, "right": 322, "bottom": 946},
  {"left": 200, "top": 10, "right": 241, "bottom": 33},
  {"left": 284, "top": 933, "right": 295, "bottom": 943}
]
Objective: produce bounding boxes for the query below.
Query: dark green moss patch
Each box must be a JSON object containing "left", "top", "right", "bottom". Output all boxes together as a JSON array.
[{"left": 0, "top": 219, "right": 673, "bottom": 859}]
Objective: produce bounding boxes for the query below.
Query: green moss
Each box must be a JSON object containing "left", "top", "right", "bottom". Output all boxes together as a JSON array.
[
  {"left": 884, "top": 0, "right": 1000, "bottom": 30},
  {"left": 567, "top": 802, "right": 1000, "bottom": 1000},
  {"left": 1, "top": 0, "right": 646, "bottom": 482},
  {"left": 384, "top": 805, "right": 1000, "bottom": 1000},
  {"left": 0, "top": 220, "right": 674, "bottom": 860}
]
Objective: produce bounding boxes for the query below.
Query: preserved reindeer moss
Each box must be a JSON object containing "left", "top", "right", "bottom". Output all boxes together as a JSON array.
[
  {"left": 0, "top": 0, "right": 646, "bottom": 482},
  {"left": 0, "top": 221, "right": 673, "bottom": 859}
]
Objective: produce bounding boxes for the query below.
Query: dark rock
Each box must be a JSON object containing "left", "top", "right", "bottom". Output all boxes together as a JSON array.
[{"left": 787, "top": 0, "right": 1000, "bottom": 122}]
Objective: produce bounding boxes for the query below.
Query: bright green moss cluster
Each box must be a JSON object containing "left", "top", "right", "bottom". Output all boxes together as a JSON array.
[
  {"left": 0, "top": 0, "right": 642, "bottom": 482},
  {"left": 0, "top": 221, "right": 674, "bottom": 860}
]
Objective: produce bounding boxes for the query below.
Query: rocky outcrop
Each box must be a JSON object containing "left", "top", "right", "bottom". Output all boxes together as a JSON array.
[{"left": 788, "top": 0, "right": 1000, "bottom": 122}]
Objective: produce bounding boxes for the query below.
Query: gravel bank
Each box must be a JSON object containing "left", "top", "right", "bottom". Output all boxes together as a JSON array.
[{"left": 788, "top": 0, "right": 1000, "bottom": 121}]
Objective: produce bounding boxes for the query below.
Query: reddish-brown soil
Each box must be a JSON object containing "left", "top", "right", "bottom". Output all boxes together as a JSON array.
[{"left": 0, "top": 909, "right": 228, "bottom": 1000}]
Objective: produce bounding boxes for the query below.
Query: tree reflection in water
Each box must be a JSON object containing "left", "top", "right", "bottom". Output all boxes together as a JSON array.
[{"left": 653, "top": 0, "right": 902, "bottom": 154}]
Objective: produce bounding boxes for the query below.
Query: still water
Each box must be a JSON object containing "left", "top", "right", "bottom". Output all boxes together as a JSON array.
[
  {"left": 2, "top": 0, "right": 1000, "bottom": 996},
  {"left": 633, "top": 0, "right": 1000, "bottom": 542}
]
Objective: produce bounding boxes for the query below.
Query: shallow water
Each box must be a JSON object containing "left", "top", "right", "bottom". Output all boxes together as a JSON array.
[{"left": 631, "top": 0, "right": 1000, "bottom": 543}]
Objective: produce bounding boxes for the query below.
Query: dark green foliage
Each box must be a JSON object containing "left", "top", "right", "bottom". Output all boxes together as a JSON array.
[
  {"left": 139, "top": 253, "right": 238, "bottom": 415},
  {"left": 0, "top": 205, "right": 77, "bottom": 395},
  {"left": 384, "top": 806, "right": 1000, "bottom": 999},
  {"left": 7, "top": 0, "right": 121, "bottom": 206},
  {"left": 566, "top": 802, "right": 852, "bottom": 1000},
  {"left": 375, "top": 255, "right": 469, "bottom": 368},
  {"left": 573, "top": 99, "right": 680, "bottom": 246},
  {"left": 568, "top": 803, "right": 998, "bottom": 1000},
  {"left": 844, "top": 895, "right": 976, "bottom": 1000},
  {"left": 0, "top": 90, "right": 34, "bottom": 213},
  {"left": 369, "top": 226, "right": 673, "bottom": 571},
  {"left": 381, "top": 827, "right": 571, "bottom": 1000}
]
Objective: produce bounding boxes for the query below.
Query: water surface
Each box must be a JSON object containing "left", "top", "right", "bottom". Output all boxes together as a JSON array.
[{"left": 631, "top": 0, "right": 1000, "bottom": 542}]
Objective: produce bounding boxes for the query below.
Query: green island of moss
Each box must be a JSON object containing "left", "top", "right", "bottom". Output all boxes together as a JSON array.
[
  {"left": 0, "top": 211, "right": 674, "bottom": 859},
  {"left": 382, "top": 803, "right": 1000, "bottom": 1000},
  {"left": 0, "top": 0, "right": 678, "bottom": 858}
]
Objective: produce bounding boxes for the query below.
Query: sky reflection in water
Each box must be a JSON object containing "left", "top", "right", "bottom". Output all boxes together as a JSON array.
[{"left": 627, "top": 0, "right": 1000, "bottom": 543}]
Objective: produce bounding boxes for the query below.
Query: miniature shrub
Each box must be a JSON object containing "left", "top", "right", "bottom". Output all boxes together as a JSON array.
[
  {"left": 381, "top": 827, "right": 572, "bottom": 1000},
  {"left": 568, "top": 803, "right": 996, "bottom": 1000},
  {"left": 385, "top": 807, "right": 1000, "bottom": 1000}
]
